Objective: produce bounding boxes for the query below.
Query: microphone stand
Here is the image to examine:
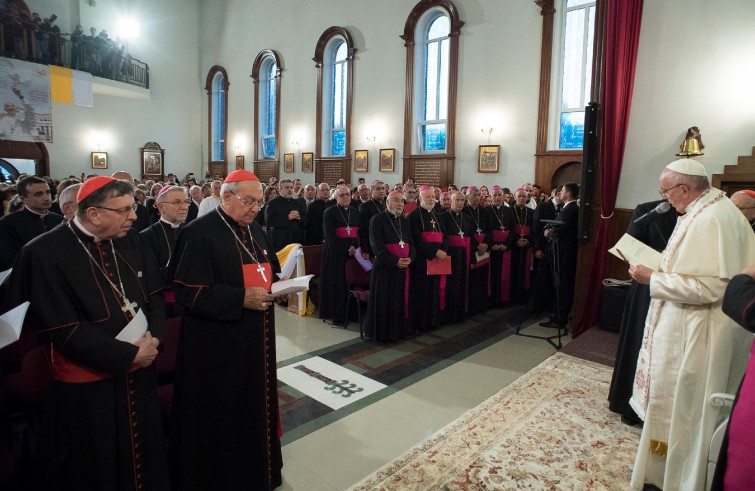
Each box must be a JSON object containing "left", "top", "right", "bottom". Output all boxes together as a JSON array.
[{"left": 515, "top": 226, "right": 565, "bottom": 350}]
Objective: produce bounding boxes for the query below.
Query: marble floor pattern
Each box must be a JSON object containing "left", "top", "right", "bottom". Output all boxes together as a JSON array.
[{"left": 275, "top": 306, "right": 575, "bottom": 490}]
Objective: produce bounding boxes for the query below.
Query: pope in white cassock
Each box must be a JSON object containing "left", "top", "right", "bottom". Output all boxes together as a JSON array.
[{"left": 627, "top": 158, "right": 755, "bottom": 490}]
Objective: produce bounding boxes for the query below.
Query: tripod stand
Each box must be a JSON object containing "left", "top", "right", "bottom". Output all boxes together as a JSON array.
[{"left": 515, "top": 223, "right": 566, "bottom": 350}]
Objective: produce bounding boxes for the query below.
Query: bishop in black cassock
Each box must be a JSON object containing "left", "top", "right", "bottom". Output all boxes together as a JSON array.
[
  {"left": 440, "top": 192, "right": 475, "bottom": 324},
  {"left": 3, "top": 177, "right": 169, "bottom": 491},
  {"left": 487, "top": 187, "right": 516, "bottom": 306},
  {"left": 509, "top": 189, "right": 534, "bottom": 305},
  {"left": 463, "top": 187, "right": 492, "bottom": 314},
  {"left": 319, "top": 188, "right": 361, "bottom": 324},
  {"left": 169, "top": 170, "right": 283, "bottom": 491},
  {"left": 364, "top": 191, "right": 415, "bottom": 341},
  {"left": 408, "top": 186, "right": 449, "bottom": 331}
]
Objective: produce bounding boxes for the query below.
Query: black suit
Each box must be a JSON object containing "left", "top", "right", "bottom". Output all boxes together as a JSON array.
[
  {"left": 532, "top": 199, "right": 558, "bottom": 252},
  {"left": 543, "top": 201, "right": 578, "bottom": 325},
  {"left": 186, "top": 201, "right": 199, "bottom": 223},
  {"left": 305, "top": 199, "right": 328, "bottom": 245},
  {"left": 264, "top": 195, "right": 308, "bottom": 252}
]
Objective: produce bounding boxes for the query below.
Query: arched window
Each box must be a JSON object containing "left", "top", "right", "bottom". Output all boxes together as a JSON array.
[
  {"left": 401, "top": 0, "right": 463, "bottom": 184},
  {"left": 252, "top": 50, "right": 282, "bottom": 162},
  {"left": 314, "top": 27, "right": 355, "bottom": 161},
  {"left": 549, "top": 0, "right": 596, "bottom": 149},
  {"left": 420, "top": 14, "right": 450, "bottom": 152},
  {"left": 205, "top": 66, "right": 229, "bottom": 164}
]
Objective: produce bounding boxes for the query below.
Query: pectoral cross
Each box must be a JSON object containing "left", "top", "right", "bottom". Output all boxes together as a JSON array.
[
  {"left": 346, "top": 226, "right": 352, "bottom": 235},
  {"left": 500, "top": 226, "right": 505, "bottom": 231},
  {"left": 122, "top": 298, "right": 138, "bottom": 318},
  {"left": 256, "top": 263, "right": 268, "bottom": 283},
  {"left": 399, "top": 240, "right": 405, "bottom": 248},
  {"left": 476, "top": 228, "right": 482, "bottom": 234},
  {"left": 459, "top": 231, "right": 464, "bottom": 239}
]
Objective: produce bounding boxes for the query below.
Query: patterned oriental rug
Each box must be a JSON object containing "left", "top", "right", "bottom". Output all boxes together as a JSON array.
[{"left": 350, "top": 352, "right": 641, "bottom": 490}]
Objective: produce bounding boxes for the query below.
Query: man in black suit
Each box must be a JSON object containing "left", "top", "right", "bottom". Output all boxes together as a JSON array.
[
  {"left": 305, "top": 183, "right": 332, "bottom": 245},
  {"left": 539, "top": 182, "right": 579, "bottom": 329},
  {"left": 265, "top": 178, "right": 308, "bottom": 251},
  {"left": 186, "top": 185, "right": 203, "bottom": 223}
]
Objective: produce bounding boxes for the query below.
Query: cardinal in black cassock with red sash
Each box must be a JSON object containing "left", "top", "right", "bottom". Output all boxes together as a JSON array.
[
  {"left": 319, "top": 186, "right": 362, "bottom": 324},
  {"left": 440, "top": 191, "right": 475, "bottom": 324},
  {"left": 364, "top": 191, "right": 415, "bottom": 341},
  {"left": 3, "top": 177, "right": 169, "bottom": 491},
  {"left": 408, "top": 186, "right": 449, "bottom": 331},
  {"left": 169, "top": 170, "right": 283, "bottom": 491}
]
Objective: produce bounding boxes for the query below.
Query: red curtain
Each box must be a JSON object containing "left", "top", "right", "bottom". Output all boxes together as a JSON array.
[{"left": 573, "top": 0, "right": 644, "bottom": 337}]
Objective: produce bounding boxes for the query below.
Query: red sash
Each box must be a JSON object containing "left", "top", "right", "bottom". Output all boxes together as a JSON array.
[
  {"left": 335, "top": 226, "right": 358, "bottom": 238},
  {"left": 52, "top": 345, "right": 138, "bottom": 383},
  {"left": 474, "top": 232, "right": 486, "bottom": 244},
  {"left": 515, "top": 224, "right": 531, "bottom": 237},
  {"left": 243, "top": 263, "right": 272, "bottom": 293},
  {"left": 493, "top": 229, "right": 510, "bottom": 243},
  {"left": 421, "top": 231, "right": 447, "bottom": 309},
  {"left": 385, "top": 243, "right": 410, "bottom": 319}
]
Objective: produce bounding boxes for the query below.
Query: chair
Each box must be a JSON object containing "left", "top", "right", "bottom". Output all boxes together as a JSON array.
[
  {"left": 344, "top": 258, "right": 371, "bottom": 338},
  {"left": 707, "top": 392, "right": 735, "bottom": 491},
  {"left": 302, "top": 244, "right": 324, "bottom": 309}
]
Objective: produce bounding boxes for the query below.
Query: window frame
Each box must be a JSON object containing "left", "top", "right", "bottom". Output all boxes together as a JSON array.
[
  {"left": 314, "top": 27, "right": 355, "bottom": 161},
  {"left": 252, "top": 50, "right": 283, "bottom": 163},
  {"left": 204, "top": 65, "right": 229, "bottom": 165}
]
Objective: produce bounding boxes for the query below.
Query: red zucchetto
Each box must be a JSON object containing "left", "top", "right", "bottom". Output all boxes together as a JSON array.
[
  {"left": 77, "top": 176, "right": 116, "bottom": 203},
  {"left": 224, "top": 170, "right": 259, "bottom": 183}
]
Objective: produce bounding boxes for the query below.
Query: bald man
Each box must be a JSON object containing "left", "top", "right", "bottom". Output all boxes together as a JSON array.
[{"left": 730, "top": 190, "right": 755, "bottom": 231}]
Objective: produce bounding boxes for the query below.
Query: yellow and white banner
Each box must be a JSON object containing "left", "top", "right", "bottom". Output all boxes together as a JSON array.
[{"left": 49, "top": 66, "right": 93, "bottom": 107}]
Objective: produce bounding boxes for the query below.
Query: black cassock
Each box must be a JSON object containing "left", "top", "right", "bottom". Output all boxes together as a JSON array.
[
  {"left": 486, "top": 204, "right": 516, "bottom": 305},
  {"left": 364, "top": 211, "right": 415, "bottom": 341},
  {"left": 264, "top": 195, "right": 307, "bottom": 252},
  {"left": 440, "top": 210, "right": 475, "bottom": 323},
  {"left": 358, "top": 199, "right": 385, "bottom": 257},
  {"left": 3, "top": 223, "right": 169, "bottom": 491},
  {"left": 305, "top": 198, "right": 334, "bottom": 245},
  {"left": 140, "top": 219, "right": 183, "bottom": 317},
  {"left": 464, "top": 204, "right": 492, "bottom": 314},
  {"left": 509, "top": 205, "right": 534, "bottom": 305},
  {"left": 169, "top": 206, "right": 283, "bottom": 491},
  {"left": 318, "top": 204, "right": 360, "bottom": 323},
  {"left": 608, "top": 200, "right": 676, "bottom": 422},
  {"left": 0, "top": 207, "right": 64, "bottom": 269},
  {"left": 408, "top": 206, "right": 448, "bottom": 330}
]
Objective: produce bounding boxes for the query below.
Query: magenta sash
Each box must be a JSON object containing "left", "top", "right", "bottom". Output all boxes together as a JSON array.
[
  {"left": 514, "top": 225, "right": 533, "bottom": 288},
  {"left": 473, "top": 232, "right": 486, "bottom": 245},
  {"left": 163, "top": 290, "right": 175, "bottom": 303},
  {"left": 514, "top": 224, "right": 531, "bottom": 237},
  {"left": 421, "top": 231, "right": 447, "bottom": 309},
  {"left": 493, "top": 230, "right": 510, "bottom": 243},
  {"left": 724, "top": 339, "right": 755, "bottom": 489},
  {"left": 335, "top": 226, "right": 358, "bottom": 238},
  {"left": 385, "top": 243, "right": 411, "bottom": 319},
  {"left": 449, "top": 235, "right": 471, "bottom": 313}
]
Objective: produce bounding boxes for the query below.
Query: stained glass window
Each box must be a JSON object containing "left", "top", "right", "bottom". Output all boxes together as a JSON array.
[
  {"left": 211, "top": 72, "right": 226, "bottom": 161},
  {"left": 261, "top": 60, "right": 277, "bottom": 159},
  {"left": 420, "top": 15, "right": 450, "bottom": 153}
]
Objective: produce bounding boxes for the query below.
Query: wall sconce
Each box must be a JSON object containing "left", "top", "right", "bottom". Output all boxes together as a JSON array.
[
  {"left": 480, "top": 128, "right": 493, "bottom": 136},
  {"left": 233, "top": 145, "right": 241, "bottom": 156},
  {"left": 366, "top": 136, "right": 377, "bottom": 146}
]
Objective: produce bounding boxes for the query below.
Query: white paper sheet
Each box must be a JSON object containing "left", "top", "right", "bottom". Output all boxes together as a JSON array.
[
  {"left": 608, "top": 233, "right": 662, "bottom": 270},
  {"left": 0, "top": 301, "right": 29, "bottom": 349},
  {"left": 355, "top": 247, "right": 373, "bottom": 272},
  {"left": 115, "top": 308, "right": 148, "bottom": 343},
  {"left": 271, "top": 274, "right": 314, "bottom": 297}
]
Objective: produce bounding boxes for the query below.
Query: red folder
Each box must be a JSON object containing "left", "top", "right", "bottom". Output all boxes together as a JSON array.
[{"left": 427, "top": 257, "right": 451, "bottom": 275}]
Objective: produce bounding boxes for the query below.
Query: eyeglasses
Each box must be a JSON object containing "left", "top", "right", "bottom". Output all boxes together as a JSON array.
[
  {"left": 97, "top": 203, "right": 138, "bottom": 215},
  {"left": 658, "top": 183, "right": 684, "bottom": 197},
  {"left": 232, "top": 193, "right": 260, "bottom": 208},
  {"left": 163, "top": 199, "right": 190, "bottom": 206}
]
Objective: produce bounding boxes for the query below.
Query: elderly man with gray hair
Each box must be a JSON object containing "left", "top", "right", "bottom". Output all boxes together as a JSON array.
[
  {"left": 628, "top": 159, "right": 755, "bottom": 491},
  {"left": 57, "top": 182, "right": 82, "bottom": 220}
]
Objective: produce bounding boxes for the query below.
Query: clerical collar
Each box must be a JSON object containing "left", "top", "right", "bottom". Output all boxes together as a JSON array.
[
  {"left": 160, "top": 217, "right": 182, "bottom": 229},
  {"left": 73, "top": 215, "right": 102, "bottom": 242},
  {"left": 23, "top": 206, "right": 48, "bottom": 216}
]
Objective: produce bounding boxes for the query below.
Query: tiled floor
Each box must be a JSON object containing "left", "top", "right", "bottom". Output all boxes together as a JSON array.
[{"left": 274, "top": 307, "right": 570, "bottom": 490}]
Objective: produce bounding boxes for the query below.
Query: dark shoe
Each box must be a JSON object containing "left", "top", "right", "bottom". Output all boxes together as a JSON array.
[
  {"left": 621, "top": 415, "right": 642, "bottom": 427},
  {"left": 539, "top": 320, "right": 560, "bottom": 328}
]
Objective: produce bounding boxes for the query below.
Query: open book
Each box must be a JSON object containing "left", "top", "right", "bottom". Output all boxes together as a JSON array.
[
  {"left": 608, "top": 233, "right": 662, "bottom": 270},
  {"left": 271, "top": 274, "right": 314, "bottom": 297},
  {"left": 0, "top": 301, "right": 30, "bottom": 349}
]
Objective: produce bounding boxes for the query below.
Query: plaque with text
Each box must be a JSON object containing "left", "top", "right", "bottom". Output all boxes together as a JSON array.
[
  {"left": 316, "top": 158, "right": 351, "bottom": 185},
  {"left": 254, "top": 161, "right": 278, "bottom": 184},
  {"left": 413, "top": 159, "right": 443, "bottom": 186}
]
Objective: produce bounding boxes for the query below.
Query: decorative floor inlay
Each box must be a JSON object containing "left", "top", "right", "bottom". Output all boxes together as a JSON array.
[{"left": 277, "top": 356, "right": 387, "bottom": 410}]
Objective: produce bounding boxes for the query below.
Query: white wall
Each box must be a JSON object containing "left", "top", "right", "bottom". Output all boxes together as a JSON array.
[
  {"left": 618, "top": 0, "right": 755, "bottom": 208},
  {"left": 25, "top": 0, "right": 202, "bottom": 180},
  {"left": 198, "top": 0, "right": 542, "bottom": 188}
]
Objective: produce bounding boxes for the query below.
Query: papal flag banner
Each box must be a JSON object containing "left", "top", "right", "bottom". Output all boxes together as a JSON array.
[
  {"left": 0, "top": 58, "right": 53, "bottom": 142},
  {"left": 49, "top": 65, "right": 93, "bottom": 107}
]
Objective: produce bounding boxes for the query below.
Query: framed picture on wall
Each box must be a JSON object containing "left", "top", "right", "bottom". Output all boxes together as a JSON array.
[
  {"left": 143, "top": 151, "right": 164, "bottom": 177},
  {"left": 284, "top": 153, "right": 295, "bottom": 173},
  {"left": 478, "top": 145, "right": 500, "bottom": 173},
  {"left": 301, "top": 152, "right": 314, "bottom": 173},
  {"left": 235, "top": 155, "right": 245, "bottom": 170},
  {"left": 91, "top": 151, "right": 107, "bottom": 169},
  {"left": 379, "top": 148, "right": 395, "bottom": 173},
  {"left": 354, "top": 149, "right": 368, "bottom": 172}
]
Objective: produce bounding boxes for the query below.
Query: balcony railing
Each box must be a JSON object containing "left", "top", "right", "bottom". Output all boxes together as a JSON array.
[{"left": 0, "top": 18, "right": 150, "bottom": 89}]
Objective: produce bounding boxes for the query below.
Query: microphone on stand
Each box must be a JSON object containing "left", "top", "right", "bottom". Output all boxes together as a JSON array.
[{"left": 633, "top": 201, "right": 671, "bottom": 224}]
